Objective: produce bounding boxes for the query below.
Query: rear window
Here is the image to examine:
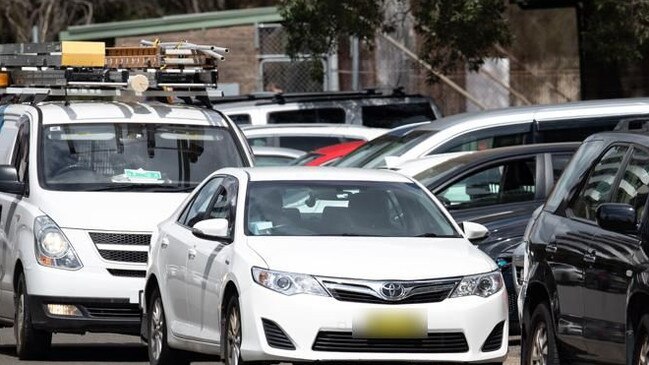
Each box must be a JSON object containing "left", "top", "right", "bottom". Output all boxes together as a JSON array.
[
  {"left": 362, "top": 103, "right": 436, "bottom": 128},
  {"left": 268, "top": 108, "right": 345, "bottom": 124},
  {"left": 278, "top": 136, "right": 355, "bottom": 152}
]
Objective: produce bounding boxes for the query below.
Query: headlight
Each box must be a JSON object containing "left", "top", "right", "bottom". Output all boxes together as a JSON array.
[
  {"left": 450, "top": 270, "right": 503, "bottom": 298},
  {"left": 34, "top": 216, "right": 82, "bottom": 270},
  {"left": 251, "top": 267, "right": 329, "bottom": 297}
]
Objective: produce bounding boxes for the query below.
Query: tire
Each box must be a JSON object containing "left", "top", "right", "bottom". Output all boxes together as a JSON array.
[
  {"left": 523, "top": 302, "right": 560, "bottom": 365},
  {"left": 148, "top": 288, "right": 190, "bottom": 365},
  {"left": 633, "top": 314, "right": 649, "bottom": 365},
  {"left": 223, "top": 294, "right": 247, "bottom": 365},
  {"left": 14, "top": 273, "right": 51, "bottom": 360}
]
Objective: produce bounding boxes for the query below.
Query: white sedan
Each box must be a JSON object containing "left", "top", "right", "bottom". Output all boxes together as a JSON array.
[{"left": 142, "top": 167, "right": 508, "bottom": 365}]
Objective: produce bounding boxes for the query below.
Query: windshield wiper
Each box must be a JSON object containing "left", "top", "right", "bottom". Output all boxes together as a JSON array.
[
  {"left": 85, "top": 184, "right": 195, "bottom": 192},
  {"left": 415, "top": 233, "right": 461, "bottom": 238}
]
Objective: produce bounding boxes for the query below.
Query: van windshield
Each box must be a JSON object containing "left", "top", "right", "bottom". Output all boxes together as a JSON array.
[{"left": 40, "top": 123, "right": 245, "bottom": 192}]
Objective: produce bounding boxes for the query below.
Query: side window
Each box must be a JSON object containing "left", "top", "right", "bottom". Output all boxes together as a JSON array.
[
  {"left": 12, "top": 120, "right": 29, "bottom": 183},
  {"left": 179, "top": 177, "right": 223, "bottom": 227},
  {"left": 207, "top": 177, "right": 238, "bottom": 237},
  {"left": 612, "top": 147, "right": 649, "bottom": 222},
  {"left": 361, "top": 103, "right": 437, "bottom": 129},
  {"left": 437, "top": 157, "right": 536, "bottom": 209},
  {"left": 248, "top": 137, "right": 272, "bottom": 147},
  {"left": 567, "top": 145, "right": 629, "bottom": 221},
  {"left": 0, "top": 120, "right": 19, "bottom": 164},
  {"left": 550, "top": 153, "right": 574, "bottom": 184},
  {"left": 435, "top": 125, "right": 533, "bottom": 154},
  {"left": 267, "top": 108, "right": 345, "bottom": 124},
  {"left": 228, "top": 114, "right": 251, "bottom": 125}
]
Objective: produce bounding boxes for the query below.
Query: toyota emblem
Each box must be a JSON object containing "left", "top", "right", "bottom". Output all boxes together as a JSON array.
[{"left": 380, "top": 282, "right": 405, "bottom": 299}]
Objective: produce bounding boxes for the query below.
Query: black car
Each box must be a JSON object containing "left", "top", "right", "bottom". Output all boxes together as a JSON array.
[
  {"left": 396, "top": 142, "right": 579, "bottom": 330},
  {"left": 520, "top": 130, "right": 649, "bottom": 364}
]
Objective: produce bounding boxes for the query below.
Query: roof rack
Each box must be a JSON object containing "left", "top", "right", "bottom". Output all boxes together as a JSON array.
[
  {"left": 209, "top": 88, "right": 428, "bottom": 105},
  {"left": 0, "top": 40, "right": 229, "bottom": 105}
]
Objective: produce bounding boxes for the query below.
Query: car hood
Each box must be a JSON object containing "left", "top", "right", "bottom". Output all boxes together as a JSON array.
[
  {"left": 246, "top": 236, "right": 497, "bottom": 280},
  {"left": 38, "top": 191, "right": 188, "bottom": 231}
]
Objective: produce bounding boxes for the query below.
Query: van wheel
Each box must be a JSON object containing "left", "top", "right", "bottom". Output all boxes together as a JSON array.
[
  {"left": 633, "top": 314, "right": 649, "bottom": 365},
  {"left": 524, "top": 302, "right": 560, "bottom": 365},
  {"left": 223, "top": 295, "right": 247, "bottom": 365},
  {"left": 14, "top": 273, "right": 51, "bottom": 360},
  {"left": 148, "top": 288, "right": 190, "bottom": 365}
]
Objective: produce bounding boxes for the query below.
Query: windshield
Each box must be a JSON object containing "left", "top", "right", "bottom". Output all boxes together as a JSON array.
[
  {"left": 334, "top": 130, "right": 436, "bottom": 168},
  {"left": 245, "top": 180, "right": 459, "bottom": 237},
  {"left": 40, "top": 123, "right": 245, "bottom": 191}
]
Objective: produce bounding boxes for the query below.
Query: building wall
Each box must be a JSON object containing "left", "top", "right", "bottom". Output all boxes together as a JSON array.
[{"left": 116, "top": 25, "right": 259, "bottom": 94}]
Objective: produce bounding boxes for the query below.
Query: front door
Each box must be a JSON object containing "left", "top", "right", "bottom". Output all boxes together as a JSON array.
[{"left": 186, "top": 176, "right": 237, "bottom": 342}]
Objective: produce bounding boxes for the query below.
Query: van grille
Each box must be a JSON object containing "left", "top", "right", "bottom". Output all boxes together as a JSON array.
[
  {"left": 98, "top": 250, "right": 148, "bottom": 263},
  {"left": 89, "top": 231, "right": 151, "bottom": 265},
  {"left": 89, "top": 232, "right": 151, "bottom": 246}
]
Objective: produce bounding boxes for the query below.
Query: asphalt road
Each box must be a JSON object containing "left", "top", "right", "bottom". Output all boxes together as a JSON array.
[{"left": 0, "top": 328, "right": 520, "bottom": 364}]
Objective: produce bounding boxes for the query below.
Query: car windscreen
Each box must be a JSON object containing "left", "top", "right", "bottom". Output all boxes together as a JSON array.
[
  {"left": 334, "top": 130, "right": 436, "bottom": 168},
  {"left": 40, "top": 123, "right": 245, "bottom": 192},
  {"left": 245, "top": 180, "right": 459, "bottom": 237}
]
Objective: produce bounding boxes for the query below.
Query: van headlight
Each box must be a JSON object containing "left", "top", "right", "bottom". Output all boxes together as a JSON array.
[
  {"left": 450, "top": 270, "right": 503, "bottom": 298},
  {"left": 34, "top": 216, "right": 82, "bottom": 270},
  {"left": 252, "top": 267, "right": 329, "bottom": 296}
]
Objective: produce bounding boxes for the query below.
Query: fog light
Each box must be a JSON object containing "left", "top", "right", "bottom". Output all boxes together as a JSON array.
[{"left": 46, "top": 304, "right": 82, "bottom": 317}]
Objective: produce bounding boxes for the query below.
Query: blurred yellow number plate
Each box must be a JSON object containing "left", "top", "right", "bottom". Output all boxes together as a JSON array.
[{"left": 353, "top": 309, "right": 427, "bottom": 339}]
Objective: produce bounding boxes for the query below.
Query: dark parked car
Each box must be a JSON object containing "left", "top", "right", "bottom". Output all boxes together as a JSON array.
[
  {"left": 397, "top": 142, "right": 579, "bottom": 331},
  {"left": 520, "top": 129, "right": 649, "bottom": 364}
]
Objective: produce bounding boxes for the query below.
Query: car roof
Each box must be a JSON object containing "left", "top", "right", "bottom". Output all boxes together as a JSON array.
[
  {"left": 222, "top": 166, "right": 414, "bottom": 183},
  {"left": 240, "top": 123, "right": 384, "bottom": 131},
  {"left": 417, "top": 98, "right": 649, "bottom": 132},
  {"left": 251, "top": 146, "right": 305, "bottom": 158},
  {"left": 32, "top": 101, "right": 225, "bottom": 126},
  {"left": 241, "top": 124, "right": 386, "bottom": 139}
]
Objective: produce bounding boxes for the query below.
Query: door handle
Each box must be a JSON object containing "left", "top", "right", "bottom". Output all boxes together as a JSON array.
[
  {"left": 188, "top": 248, "right": 197, "bottom": 260},
  {"left": 584, "top": 250, "right": 597, "bottom": 264},
  {"left": 545, "top": 244, "right": 558, "bottom": 254},
  {"left": 160, "top": 237, "right": 169, "bottom": 249}
]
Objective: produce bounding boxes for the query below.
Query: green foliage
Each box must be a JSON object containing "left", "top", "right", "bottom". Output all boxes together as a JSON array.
[
  {"left": 582, "top": 0, "right": 649, "bottom": 63},
  {"left": 279, "top": 0, "right": 512, "bottom": 80}
]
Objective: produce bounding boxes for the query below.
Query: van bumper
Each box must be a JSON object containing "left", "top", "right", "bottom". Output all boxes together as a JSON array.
[{"left": 28, "top": 295, "right": 141, "bottom": 335}]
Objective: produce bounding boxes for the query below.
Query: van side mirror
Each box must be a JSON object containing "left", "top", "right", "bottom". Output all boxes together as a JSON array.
[
  {"left": 596, "top": 203, "right": 637, "bottom": 233},
  {"left": 192, "top": 218, "right": 230, "bottom": 241},
  {"left": 0, "top": 166, "right": 24, "bottom": 195},
  {"left": 460, "top": 221, "right": 489, "bottom": 243}
]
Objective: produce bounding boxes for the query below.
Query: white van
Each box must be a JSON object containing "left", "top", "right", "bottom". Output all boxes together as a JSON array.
[{"left": 0, "top": 100, "right": 253, "bottom": 359}]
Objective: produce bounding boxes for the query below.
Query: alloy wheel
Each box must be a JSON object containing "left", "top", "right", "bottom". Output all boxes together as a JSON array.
[
  {"left": 150, "top": 297, "right": 164, "bottom": 361},
  {"left": 530, "top": 322, "right": 548, "bottom": 365},
  {"left": 639, "top": 335, "right": 649, "bottom": 365},
  {"left": 227, "top": 306, "right": 241, "bottom": 365}
]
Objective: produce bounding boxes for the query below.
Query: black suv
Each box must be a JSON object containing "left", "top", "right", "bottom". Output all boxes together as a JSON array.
[{"left": 520, "top": 128, "right": 649, "bottom": 364}]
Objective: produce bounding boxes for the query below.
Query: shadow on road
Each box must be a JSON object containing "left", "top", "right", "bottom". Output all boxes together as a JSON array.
[{"left": 0, "top": 343, "right": 148, "bottom": 362}]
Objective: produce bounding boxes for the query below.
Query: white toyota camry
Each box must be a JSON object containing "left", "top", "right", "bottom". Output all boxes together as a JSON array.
[{"left": 143, "top": 167, "right": 508, "bottom": 365}]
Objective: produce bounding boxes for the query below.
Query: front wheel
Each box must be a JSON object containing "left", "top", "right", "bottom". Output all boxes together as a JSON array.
[
  {"left": 524, "top": 302, "right": 560, "bottom": 365},
  {"left": 633, "top": 314, "right": 649, "bottom": 365},
  {"left": 223, "top": 295, "right": 247, "bottom": 365},
  {"left": 14, "top": 273, "right": 51, "bottom": 360},
  {"left": 147, "top": 288, "right": 190, "bottom": 365}
]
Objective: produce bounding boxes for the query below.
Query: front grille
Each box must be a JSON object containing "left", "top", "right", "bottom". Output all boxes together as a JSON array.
[
  {"left": 312, "top": 331, "right": 469, "bottom": 353},
  {"left": 501, "top": 266, "right": 518, "bottom": 322},
  {"left": 107, "top": 269, "right": 146, "bottom": 278},
  {"left": 83, "top": 303, "right": 141, "bottom": 318},
  {"left": 262, "top": 319, "right": 295, "bottom": 350},
  {"left": 481, "top": 321, "right": 505, "bottom": 352},
  {"left": 89, "top": 232, "right": 151, "bottom": 246},
  {"left": 99, "top": 250, "right": 148, "bottom": 263},
  {"left": 321, "top": 278, "right": 458, "bottom": 305}
]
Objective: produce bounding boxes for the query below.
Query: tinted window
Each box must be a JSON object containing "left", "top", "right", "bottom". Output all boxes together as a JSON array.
[
  {"left": 444, "top": 132, "right": 529, "bottom": 153},
  {"left": 268, "top": 108, "right": 345, "bottom": 124},
  {"left": 0, "top": 120, "right": 18, "bottom": 164},
  {"left": 568, "top": 145, "right": 629, "bottom": 221},
  {"left": 245, "top": 180, "right": 459, "bottom": 237},
  {"left": 551, "top": 153, "right": 574, "bottom": 184},
  {"left": 437, "top": 158, "right": 536, "bottom": 209},
  {"left": 248, "top": 137, "right": 272, "bottom": 147},
  {"left": 13, "top": 121, "right": 29, "bottom": 183},
  {"left": 612, "top": 147, "right": 649, "bottom": 221},
  {"left": 278, "top": 136, "right": 350, "bottom": 152},
  {"left": 537, "top": 118, "right": 619, "bottom": 143},
  {"left": 180, "top": 177, "right": 223, "bottom": 227},
  {"left": 228, "top": 114, "right": 251, "bottom": 125},
  {"left": 362, "top": 103, "right": 436, "bottom": 129},
  {"left": 335, "top": 130, "right": 436, "bottom": 168}
]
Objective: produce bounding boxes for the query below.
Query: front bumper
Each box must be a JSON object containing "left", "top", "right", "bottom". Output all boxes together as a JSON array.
[
  {"left": 240, "top": 284, "right": 509, "bottom": 363},
  {"left": 28, "top": 295, "right": 140, "bottom": 335}
]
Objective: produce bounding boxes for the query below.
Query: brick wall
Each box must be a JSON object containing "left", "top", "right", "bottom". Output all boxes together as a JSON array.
[{"left": 117, "top": 25, "right": 259, "bottom": 94}]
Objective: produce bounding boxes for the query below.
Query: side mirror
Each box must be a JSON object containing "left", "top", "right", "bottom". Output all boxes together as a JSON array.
[
  {"left": 596, "top": 203, "right": 637, "bottom": 233},
  {"left": 192, "top": 218, "right": 230, "bottom": 241},
  {"left": 461, "top": 221, "right": 489, "bottom": 243},
  {"left": 0, "top": 166, "right": 24, "bottom": 195}
]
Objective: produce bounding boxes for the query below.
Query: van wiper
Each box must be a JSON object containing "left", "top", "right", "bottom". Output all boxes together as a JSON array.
[
  {"left": 86, "top": 184, "right": 194, "bottom": 192},
  {"left": 415, "top": 233, "right": 461, "bottom": 238}
]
